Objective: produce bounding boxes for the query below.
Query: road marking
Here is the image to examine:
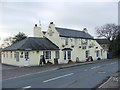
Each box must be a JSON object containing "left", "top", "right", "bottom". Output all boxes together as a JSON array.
[
  {"left": 98, "top": 77, "right": 112, "bottom": 88},
  {"left": 22, "top": 86, "right": 31, "bottom": 89},
  {"left": 91, "top": 66, "right": 100, "bottom": 69},
  {"left": 43, "top": 73, "right": 74, "bottom": 83},
  {"left": 3, "top": 68, "right": 57, "bottom": 81}
]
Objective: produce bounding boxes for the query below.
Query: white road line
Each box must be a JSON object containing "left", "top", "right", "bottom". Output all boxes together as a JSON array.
[
  {"left": 22, "top": 86, "right": 31, "bottom": 89},
  {"left": 3, "top": 68, "right": 57, "bottom": 81},
  {"left": 43, "top": 73, "right": 74, "bottom": 83},
  {"left": 91, "top": 66, "right": 100, "bottom": 69},
  {"left": 98, "top": 77, "right": 112, "bottom": 88}
]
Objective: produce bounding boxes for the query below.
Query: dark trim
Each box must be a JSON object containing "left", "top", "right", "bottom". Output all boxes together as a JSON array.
[
  {"left": 59, "top": 35, "right": 94, "bottom": 40},
  {"left": 62, "top": 48, "right": 72, "bottom": 51}
]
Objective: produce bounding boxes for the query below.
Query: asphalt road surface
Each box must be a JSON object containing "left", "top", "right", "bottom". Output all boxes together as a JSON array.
[{"left": 2, "top": 59, "right": 119, "bottom": 89}]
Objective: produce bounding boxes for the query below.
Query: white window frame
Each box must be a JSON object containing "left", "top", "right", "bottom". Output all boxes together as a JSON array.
[
  {"left": 63, "top": 50, "right": 71, "bottom": 60},
  {"left": 14, "top": 52, "right": 16, "bottom": 58},
  {"left": 55, "top": 51, "right": 59, "bottom": 59},
  {"left": 10, "top": 51, "right": 12, "bottom": 58},
  {"left": 6, "top": 52, "right": 8, "bottom": 58},
  {"left": 3, "top": 52, "right": 5, "bottom": 58},
  {"left": 43, "top": 51, "right": 51, "bottom": 59},
  {"left": 96, "top": 50, "right": 100, "bottom": 57},
  {"left": 16, "top": 52, "right": 19, "bottom": 62},
  {"left": 86, "top": 50, "right": 89, "bottom": 58}
]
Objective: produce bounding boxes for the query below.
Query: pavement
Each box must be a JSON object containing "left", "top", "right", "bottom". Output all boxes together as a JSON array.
[
  {"left": 2, "top": 59, "right": 119, "bottom": 89},
  {"left": 97, "top": 71, "right": 120, "bottom": 89}
]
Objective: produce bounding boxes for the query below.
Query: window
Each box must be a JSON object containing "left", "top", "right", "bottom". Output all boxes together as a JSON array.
[
  {"left": 64, "top": 51, "right": 66, "bottom": 60},
  {"left": 81, "top": 39, "right": 88, "bottom": 45},
  {"left": 101, "top": 50, "right": 102, "bottom": 57},
  {"left": 16, "top": 52, "right": 19, "bottom": 61},
  {"left": 68, "top": 51, "right": 71, "bottom": 59},
  {"left": 96, "top": 50, "right": 100, "bottom": 57},
  {"left": 63, "top": 51, "right": 71, "bottom": 60},
  {"left": 43, "top": 51, "right": 51, "bottom": 59},
  {"left": 65, "top": 38, "right": 68, "bottom": 45},
  {"left": 6, "top": 52, "right": 8, "bottom": 58},
  {"left": 74, "top": 38, "right": 77, "bottom": 47},
  {"left": 82, "top": 46, "right": 86, "bottom": 49},
  {"left": 10, "top": 51, "right": 12, "bottom": 58},
  {"left": 20, "top": 52, "right": 23, "bottom": 58},
  {"left": 86, "top": 51, "right": 89, "bottom": 58},
  {"left": 3, "top": 52, "right": 5, "bottom": 58},
  {"left": 55, "top": 51, "right": 59, "bottom": 59},
  {"left": 14, "top": 52, "right": 16, "bottom": 58},
  {"left": 25, "top": 52, "right": 29, "bottom": 61}
]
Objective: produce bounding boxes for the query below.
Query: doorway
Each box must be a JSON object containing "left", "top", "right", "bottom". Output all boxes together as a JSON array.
[{"left": 24, "top": 52, "right": 29, "bottom": 66}]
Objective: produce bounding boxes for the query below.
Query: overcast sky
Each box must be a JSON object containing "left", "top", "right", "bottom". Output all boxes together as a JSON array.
[{"left": 0, "top": 0, "right": 119, "bottom": 45}]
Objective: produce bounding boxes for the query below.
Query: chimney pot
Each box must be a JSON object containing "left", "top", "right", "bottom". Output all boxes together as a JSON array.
[
  {"left": 50, "top": 22, "right": 53, "bottom": 24},
  {"left": 83, "top": 27, "right": 88, "bottom": 33},
  {"left": 35, "top": 24, "right": 37, "bottom": 27}
]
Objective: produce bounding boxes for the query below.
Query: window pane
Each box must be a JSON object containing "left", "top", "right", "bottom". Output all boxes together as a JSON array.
[
  {"left": 55, "top": 51, "right": 59, "bottom": 59},
  {"left": 68, "top": 51, "right": 71, "bottom": 59},
  {"left": 16, "top": 52, "right": 19, "bottom": 61},
  {"left": 45, "top": 51, "right": 51, "bottom": 59},
  {"left": 11, "top": 52, "right": 12, "bottom": 58},
  {"left": 86, "top": 51, "right": 89, "bottom": 58},
  {"left": 64, "top": 51, "right": 66, "bottom": 60}
]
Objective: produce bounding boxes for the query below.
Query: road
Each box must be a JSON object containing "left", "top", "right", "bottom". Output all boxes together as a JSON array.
[{"left": 2, "top": 59, "right": 119, "bottom": 89}]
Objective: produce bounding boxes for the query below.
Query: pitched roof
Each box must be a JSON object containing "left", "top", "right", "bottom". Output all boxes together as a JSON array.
[
  {"left": 3, "top": 37, "right": 59, "bottom": 51},
  {"left": 55, "top": 27, "right": 93, "bottom": 39},
  {"left": 95, "top": 39, "right": 110, "bottom": 44}
]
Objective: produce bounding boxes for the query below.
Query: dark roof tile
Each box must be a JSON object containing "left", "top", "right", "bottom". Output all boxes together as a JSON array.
[
  {"left": 55, "top": 27, "right": 93, "bottom": 39},
  {"left": 3, "top": 37, "right": 59, "bottom": 51}
]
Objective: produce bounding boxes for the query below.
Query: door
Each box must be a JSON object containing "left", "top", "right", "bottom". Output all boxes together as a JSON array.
[
  {"left": 24, "top": 52, "right": 29, "bottom": 66},
  {"left": 54, "top": 51, "right": 59, "bottom": 64}
]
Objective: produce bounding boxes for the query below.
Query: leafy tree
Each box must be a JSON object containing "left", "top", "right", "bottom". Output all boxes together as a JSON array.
[
  {"left": 1, "top": 32, "right": 27, "bottom": 48},
  {"left": 13, "top": 32, "right": 27, "bottom": 43},
  {"left": 109, "top": 32, "right": 120, "bottom": 58},
  {"left": 95, "top": 23, "right": 119, "bottom": 42},
  {"left": 1, "top": 37, "right": 14, "bottom": 48}
]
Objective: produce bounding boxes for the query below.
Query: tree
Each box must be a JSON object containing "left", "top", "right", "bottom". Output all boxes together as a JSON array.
[
  {"left": 109, "top": 32, "right": 120, "bottom": 58},
  {"left": 95, "top": 23, "right": 119, "bottom": 42},
  {"left": 1, "top": 32, "right": 27, "bottom": 48},
  {"left": 13, "top": 32, "right": 27, "bottom": 43},
  {"left": 1, "top": 37, "right": 14, "bottom": 48}
]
